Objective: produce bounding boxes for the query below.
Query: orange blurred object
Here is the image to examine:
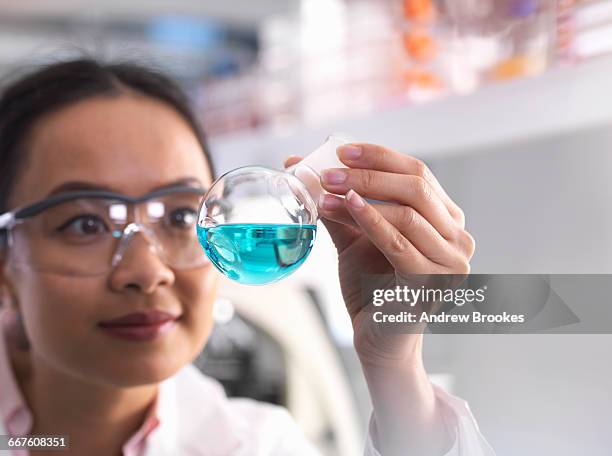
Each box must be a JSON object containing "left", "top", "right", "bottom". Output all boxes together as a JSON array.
[
  {"left": 403, "top": 29, "right": 438, "bottom": 60},
  {"left": 490, "top": 55, "right": 545, "bottom": 80},
  {"left": 491, "top": 57, "right": 528, "bottom": 80},
  {"left": 403, "top": 68, "right": 443, "bottom": 89},
  {"left": 403, "top": 0, "right": 436, "bottom": 23}
]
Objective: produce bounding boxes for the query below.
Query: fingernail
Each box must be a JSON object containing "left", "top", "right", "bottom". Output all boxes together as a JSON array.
[
  {"left": 318, "top": 193, "right": 341, "bottom": 210},
  {"left": 346, "top": 189, "right": 365, "bottom": 208},
  {"left": 321, "top": 169, "right": 347, "bottom": 184},
  {"left": 338, "top": 145, "right": 362, "bottom": 161},
  {"left": 284, "top": 155, "right": 301, "bottom": 168}
]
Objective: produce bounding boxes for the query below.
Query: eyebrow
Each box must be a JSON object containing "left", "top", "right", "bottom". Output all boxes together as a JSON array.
[{"left": 46, "top": 177, "right": 205, "bottom": 197}]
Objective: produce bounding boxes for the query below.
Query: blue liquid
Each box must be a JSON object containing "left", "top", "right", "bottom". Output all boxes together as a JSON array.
[{"left": 197, "top": 223, "right": 317, "bottom": 285}]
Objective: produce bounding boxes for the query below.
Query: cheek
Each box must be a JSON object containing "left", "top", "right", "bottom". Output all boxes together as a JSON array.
[
  {"left": 14, "top": 272, "right": 104, "bottom": 375},
  {"left": 12, "top": 266, "right": 219, "bottom": 387},
  {"left": 175, "top": 265, "right": 219, "bottom": 360}
]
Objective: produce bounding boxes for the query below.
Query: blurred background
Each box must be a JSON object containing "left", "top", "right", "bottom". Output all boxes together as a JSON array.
[{"left": 1, "top": 0, "right": 611, "bottom": 454}]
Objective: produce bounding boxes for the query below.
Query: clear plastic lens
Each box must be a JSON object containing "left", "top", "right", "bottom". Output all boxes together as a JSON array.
[{"left": 8, "top": 192, "right": 208, "bottom": 276}]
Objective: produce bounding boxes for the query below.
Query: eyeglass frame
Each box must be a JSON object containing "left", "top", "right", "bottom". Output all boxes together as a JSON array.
[{"left": 0, "top": 184, "right": 208, "bottom": 271}]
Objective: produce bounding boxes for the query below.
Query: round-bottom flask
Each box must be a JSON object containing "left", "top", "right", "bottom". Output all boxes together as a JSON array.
[{"left": 197, "top": 134, "right": 353, "bottom": 285}]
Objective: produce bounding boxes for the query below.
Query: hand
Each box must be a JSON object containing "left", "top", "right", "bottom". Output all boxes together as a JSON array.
[
  {"left": 284, "top": 143, "right": 475, "bottom": 367},
  {"left": 285, "top": 143, "right": 472, "bottom": 455}
]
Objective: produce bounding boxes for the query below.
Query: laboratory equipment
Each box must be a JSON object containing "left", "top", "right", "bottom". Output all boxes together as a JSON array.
[{"left": 197, "top": 134, "right": 352, "bottom": 285}]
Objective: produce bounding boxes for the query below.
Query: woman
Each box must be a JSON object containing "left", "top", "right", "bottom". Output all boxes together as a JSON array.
[{"left": 0, "top": 59, "right": 494, "bottom": 455}]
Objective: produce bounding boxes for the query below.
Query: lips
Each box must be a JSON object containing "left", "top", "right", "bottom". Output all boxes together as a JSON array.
[{"left": 98, "top": 310, "right": 180, "bottom": 342}]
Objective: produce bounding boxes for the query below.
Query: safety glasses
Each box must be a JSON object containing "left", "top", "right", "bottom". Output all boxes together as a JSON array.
[{"left": 0, "top": 185, "right": 209, "bottom": 276}]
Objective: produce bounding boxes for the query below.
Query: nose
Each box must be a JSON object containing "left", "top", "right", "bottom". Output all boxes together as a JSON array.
[{"left": 108, "top": 223, "right": 175, "bottom": 294}]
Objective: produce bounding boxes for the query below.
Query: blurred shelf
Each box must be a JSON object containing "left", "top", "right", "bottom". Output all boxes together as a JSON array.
[{"left": 209, "top": 55, "right": 612, "bottom": 172}]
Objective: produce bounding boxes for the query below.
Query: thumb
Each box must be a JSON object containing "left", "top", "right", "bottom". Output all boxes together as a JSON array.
[{"left": 320, "top": 216, "right": 359, "bottom": 253}]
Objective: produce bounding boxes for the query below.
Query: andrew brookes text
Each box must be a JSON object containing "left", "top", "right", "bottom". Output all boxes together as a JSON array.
[{"left": 372, "top": 310, "right": 526, "bottom": 324}]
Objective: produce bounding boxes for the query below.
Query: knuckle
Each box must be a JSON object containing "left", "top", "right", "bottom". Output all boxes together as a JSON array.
[
  {"left": 400, "top": 207, "right": 418, "bottom": 231},
  {"left": 360, "top": 169, "right": 376, "bottom": 192},
  {"left": 413, "top": 159, "right": 429, "bottom": 179},
  {"left": 456, "top": 260, "right": 471, "bottom": 275},
  {"left": 372, "top": 146, "right": 388, "bottom": 168},
  {"left": 390, "top": 230, "right": 411, "bottom": 254},
  {"left": 450, "top": 227, "right": 475, "bottom": 256},
  {"left": 412, "top": 176, "right": 432, "bottom": 201},
  {"left": 453, "top": 206, "right": 466, "bottom": 227},
  {"left": 371, "top": 206, "right": 384, "bottom": 225},
  {"left": 463, "top": 231, "right": 476, "bottom": 257}
]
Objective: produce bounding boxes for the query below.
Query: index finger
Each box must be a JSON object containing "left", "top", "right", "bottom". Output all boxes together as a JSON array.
[{"left": 337, "top": 143, "right": 465, "bottom": 227}]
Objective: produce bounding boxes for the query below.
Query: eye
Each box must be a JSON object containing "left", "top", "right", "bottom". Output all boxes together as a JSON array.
[
  {"left": 168, "top": 208, "right": 197, "bottom": 229},
  {"left": 58, "top": 215, "right": 109, "bottom": 236}
]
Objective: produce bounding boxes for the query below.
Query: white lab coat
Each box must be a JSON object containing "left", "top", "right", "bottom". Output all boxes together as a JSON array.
[
  {"left": 0, "top": 363, "right": 495, "bottom": 455},
  {"left": 141, "top": 364, "right": 496, "bottom": 455}
]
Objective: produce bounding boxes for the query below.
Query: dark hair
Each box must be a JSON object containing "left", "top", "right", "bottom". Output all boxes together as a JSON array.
[{"left": 0, "top": 58, "right": 215, "bottom": 218}]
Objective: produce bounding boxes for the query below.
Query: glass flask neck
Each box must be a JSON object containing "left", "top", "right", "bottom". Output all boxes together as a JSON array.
[{"left": 286, "top": 133, "right": 354, "bottom": 211}]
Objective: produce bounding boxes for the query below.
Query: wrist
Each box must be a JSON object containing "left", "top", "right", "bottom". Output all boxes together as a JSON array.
[{"left": 354, "top": 330, "right": 425, "bottom": 371}]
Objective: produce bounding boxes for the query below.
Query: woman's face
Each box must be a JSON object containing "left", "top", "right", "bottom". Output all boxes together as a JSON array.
[{"left": 2, "top": 93, "right": 218, "bottom": 387}]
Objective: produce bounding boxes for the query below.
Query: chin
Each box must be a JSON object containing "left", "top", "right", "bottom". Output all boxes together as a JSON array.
[
  {"left": 95, "top": 355, "right": 187, "bottom": 388},
  {"left": 73, "top": 338, "right": 194, "bottom": 388},
  {"left": 66, "top": 324, "right": 209, "bottom": 387}
]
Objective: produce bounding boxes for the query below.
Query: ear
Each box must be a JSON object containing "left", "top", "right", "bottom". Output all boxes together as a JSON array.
[
  {"left": 0, "top": 232, "right": 16, "bottom": 310},
  {"left": 0, "top": 235, "right": 6, "bottom": 301},
  {"left": 0, "top": 258, "right": 8, "bottom": 310},
  {"left": 0, "top": 229, "right": 7, "bottom": 264}
]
